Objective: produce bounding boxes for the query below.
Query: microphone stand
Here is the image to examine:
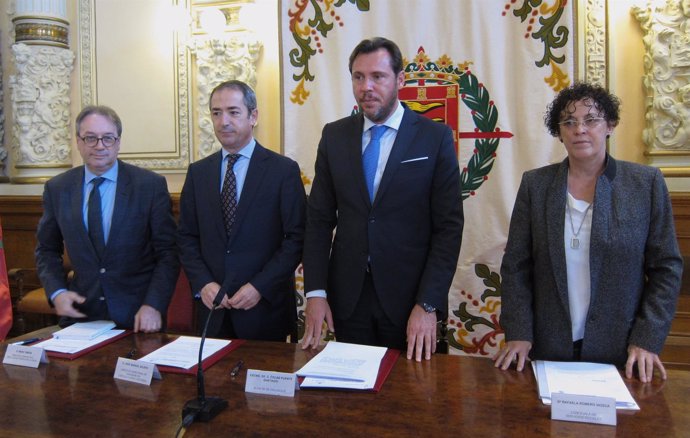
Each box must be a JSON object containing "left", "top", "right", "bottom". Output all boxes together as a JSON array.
[{"left": 182, "top": 293, "right": 228, "bottom": 423}]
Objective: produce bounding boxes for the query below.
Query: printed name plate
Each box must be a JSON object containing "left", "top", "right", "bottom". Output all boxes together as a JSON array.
[
  {"left": 551, "top": 393, "right": 616, "bottom": 426},
  {"left": 114, "top": 357, "right": 161, "bottom": 385},
  {"left": 245, "top": 369, "right": 299, "bottom": 397},
  {"left": 3, "top": 345, "right": 49, "bottom": 368}
]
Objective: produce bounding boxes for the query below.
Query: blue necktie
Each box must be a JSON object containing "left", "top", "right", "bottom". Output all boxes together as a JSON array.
[
  {"left": 88, "top": 177, "right": 106, "bottom": 258},
  {"left": 362, "top": 125, "right": 387, "bottom": 203}
]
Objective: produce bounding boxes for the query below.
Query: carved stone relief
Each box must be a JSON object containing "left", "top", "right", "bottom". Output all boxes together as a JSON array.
[
  {"left": 0, "top": 32, "right": 6, "bottom": 181},
  {"left": 583, "top": 0, "right": 607, "bottom": 86},
  {"left": 9, "top": 43, "right": 74, "bottom": 181},
  {"left": 190, "top": 36, "right": 261, "bottom": 160},
  {"left": 633, "top": 0, "right": 690, "bottom": 156}
]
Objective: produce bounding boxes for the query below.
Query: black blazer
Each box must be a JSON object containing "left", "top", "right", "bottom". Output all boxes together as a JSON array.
[
  {"left": 303, "top": 106, "right": 464, "bottom": 327},
  {"left": 35, "top": 161, "right": 179, "bottom": 328},
  {"left": 177, "top": 143, "right": 306, "bottom": 340}
]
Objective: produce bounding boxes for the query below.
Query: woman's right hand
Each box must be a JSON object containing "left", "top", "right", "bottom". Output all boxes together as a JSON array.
[{"left": 493, "top": 340, "right": 532, "bottom": 371}]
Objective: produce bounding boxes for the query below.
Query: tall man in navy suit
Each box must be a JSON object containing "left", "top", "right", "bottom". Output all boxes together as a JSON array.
[
  {"left": 36, "top": 106, "right": 179, "bottom": 332},
  {"left": 178, "top": 80, "right": 306, "bottom": 340},
  {"left": 301, "top": 37, "right": 464, "bottom": 361}
]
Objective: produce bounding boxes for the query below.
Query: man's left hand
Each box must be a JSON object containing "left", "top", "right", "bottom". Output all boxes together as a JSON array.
[
  {"left": 226, "top": 283, "right": 261, "bottom": 310},
  {"left": 134, "top": 305, "right": 162, "bottom": 333},
  {"left": 406, "top": 304, "right": 437, "bottom": 361}
]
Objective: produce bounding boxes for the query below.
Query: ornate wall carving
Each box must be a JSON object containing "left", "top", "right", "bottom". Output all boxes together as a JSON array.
[
  {"left": 9, "top": 43, "right": 74, "bottom": 182},
  {"left": 0, "top": 32, "right": 6, "bottom": 181},
  {"left": 633, "top": 0, "right": 690, "bottom": 161},
  {"left": 190, "top": 36, "right": 261, "bottom": 159},
  {"left": 582, "top": 0, "right": 607, "bottom": 86}
]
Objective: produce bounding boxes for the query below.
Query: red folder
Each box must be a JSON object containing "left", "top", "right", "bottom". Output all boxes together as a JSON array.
[
  {"left": 43, "top": 330, "right": 132, "bottom": 360},
  {"left": 155, "top": 339, "right": 245, "bottom": 375},
  {"left": 299, "top": 348, "right": 400, "bottom": 393}
]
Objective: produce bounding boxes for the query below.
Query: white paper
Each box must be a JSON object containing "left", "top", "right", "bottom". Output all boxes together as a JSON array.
[
  {"left": 295, "top": 341, "right": 386, "bottom": 390},
  {"left": 137, "top": 336, "right": 230, "bottom": 370},
  {"left": 3, "top": 345, "right": 50, "bottom": 368},
  {"left": 551, "top": 393, "right": 617, "bottom": 426},
  {"left": 52, "top": 320, "right": 116, "bottom": 340},
  {"left": 245, "top": 369, "right": 299, "bottom": 397},
  {"left": 533, "top": 360, "right": 639, "bottom": 410},
  {"left": 114, "top": 357, "right": 161, "bottom": 385},
  {"left": 33, "top": 329, "right": 125, "bottom": 354}
]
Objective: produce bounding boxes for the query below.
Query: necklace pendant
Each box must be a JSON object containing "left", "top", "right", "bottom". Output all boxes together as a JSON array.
[{"left": 571, "top": 237, "right": 580, "bottom": 249}]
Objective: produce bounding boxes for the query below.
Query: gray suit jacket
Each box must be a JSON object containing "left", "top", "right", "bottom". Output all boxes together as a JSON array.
[
  {"left": 35, "top": 161, "right": 179, "bottom": 328},
  {"left": 500, "top": 155, "right": 682, "bottom": 367}
]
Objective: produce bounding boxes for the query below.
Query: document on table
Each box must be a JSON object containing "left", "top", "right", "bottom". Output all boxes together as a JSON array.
[
  {"left": 52, "top": 320, "right": 116, "bottom": 340},
  {"left": 34, "top": 329, "right": 125, "bottom": 354},
  {"left": 138, "top": 336, "right": 231, "bottom": 370},
  {"left": 296, "top": 341, "right": 387, "bottom": 390},
  {"left": 533, "top": 360, "right": 639, "bottom": 410}
]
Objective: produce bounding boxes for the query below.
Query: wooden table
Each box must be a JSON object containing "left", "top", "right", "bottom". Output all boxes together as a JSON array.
[{"left": 2, "top": 328, "right": 689, "bottom": 437}]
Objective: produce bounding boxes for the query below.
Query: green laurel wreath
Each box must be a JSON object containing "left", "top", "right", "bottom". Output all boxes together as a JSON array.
[{"left": 404, "top": 60, "right": 502, "bottom": 200}]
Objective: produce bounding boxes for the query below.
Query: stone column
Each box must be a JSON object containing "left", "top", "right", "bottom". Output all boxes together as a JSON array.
[{"left": 8, "top": 0, "right": 74, "bottom": 184}]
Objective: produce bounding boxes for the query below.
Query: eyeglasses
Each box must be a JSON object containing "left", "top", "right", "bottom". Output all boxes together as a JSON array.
[
  {"left": 78, "top": 135, "right": 119, "bottom": 148},
  {"left": 558, "top": 117, "right": 606, "bottom": 130}
]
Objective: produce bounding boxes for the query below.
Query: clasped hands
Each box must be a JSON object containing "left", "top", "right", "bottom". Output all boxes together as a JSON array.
[{"left": 200, "top": 281, "right": 261, "bottom": 311}]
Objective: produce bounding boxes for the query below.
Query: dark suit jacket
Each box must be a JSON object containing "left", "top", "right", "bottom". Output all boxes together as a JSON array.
[
  {"left": 303, "top": 106, "right": 464, "bottom": 327},
  {"left": 35, "top": 160, "right": 179, "bottom": 328},
  {"left": 177, "top": 143, "right": 306, "bottom": 340},
  {"left": 500, "top": 156, "right": 682, "bottom": 367}
]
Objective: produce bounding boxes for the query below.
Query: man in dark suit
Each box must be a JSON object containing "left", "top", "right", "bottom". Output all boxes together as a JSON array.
[
  {"left": 178, "top": 80, "right": 306, "bottom": 341},
  {"left": 301, "top": 37, "right": 464, "bottom": 361},
  {"left": 35, "top": 105, "right": 179, "bottom": 332}
]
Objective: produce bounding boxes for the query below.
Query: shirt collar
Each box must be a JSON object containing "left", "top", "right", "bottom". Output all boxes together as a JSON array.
[
  {"left": 363, "top": 101, "right": 404, "bottom": 132},
  {"left": 85, "top": 160, "right": 118, "bottom": 185},
  {"left": 222, "top": 138, "right": 256, "bottom": 161}
]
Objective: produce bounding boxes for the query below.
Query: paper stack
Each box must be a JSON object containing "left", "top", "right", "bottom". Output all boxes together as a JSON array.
[
  {"left": 296, "top": 341, "right": 388, "bottom": 390},
  {"left": 533, "top": 360, "right": 640, "bottom": 410}
]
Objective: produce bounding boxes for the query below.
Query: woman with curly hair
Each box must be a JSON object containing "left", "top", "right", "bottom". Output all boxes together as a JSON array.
[{"left": 493, "top": 82, "right": 682, "bottom": 383}]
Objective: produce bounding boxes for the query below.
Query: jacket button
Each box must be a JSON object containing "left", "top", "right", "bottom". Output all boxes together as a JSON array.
[{"left": 99, "top": 268, "right": 106, "bottom": 274}]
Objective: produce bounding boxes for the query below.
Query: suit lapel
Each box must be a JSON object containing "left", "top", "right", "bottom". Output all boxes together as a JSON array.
[
  {"left": 107, "top": 161, "right": 132, "bottom": 259},
  {"left": 205, "top": 151, "right": 226, "bottom": 239},
  {"left": 71, "top": 167, "right": 96, "bottom": 255},
  {"left": 545, "top": 159, "right": 570, "bottom": 314},
  {"left": 375, "top": 107, "right": 417, "bottom": 206},
  {"left": 345, "top": 115, "right": 371, "bottom": 206},
  {"left": 227, "top": 144, "right": 268, "bottom": 245},
  {"left": 589, "top": 158, "right": 614, "bottom": 306}
]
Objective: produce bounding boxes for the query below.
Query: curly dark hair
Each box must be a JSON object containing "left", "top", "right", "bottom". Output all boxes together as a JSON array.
[{"left": 544, "top": 82, "right": 621, "bottom": 137}]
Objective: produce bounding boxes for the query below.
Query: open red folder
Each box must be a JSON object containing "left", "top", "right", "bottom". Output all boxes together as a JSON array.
[
  {"left": 299, "top": 348, "right": 400, "bottom": 393},
  {"left": 155, "top": 339, "right": 245, "bottom": 375},
  {"left": 40, "top": 330, "right": 132, "bottom": 360}
]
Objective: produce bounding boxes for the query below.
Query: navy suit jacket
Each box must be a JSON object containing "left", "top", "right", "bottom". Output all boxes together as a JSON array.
[
  {"left": 177, "top": 143, "right": 306, "bottom": 340},
  {"left": 35, "top": 160, "right": 179, "bottom": 328},
  {"left": 500, "top": 156, "right": 682, "bottom": 367},
  {"left": 303, "top": 106, "right": 464, "bottom": 327}
]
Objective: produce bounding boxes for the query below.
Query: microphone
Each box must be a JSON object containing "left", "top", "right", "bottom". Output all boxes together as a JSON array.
[{"left": 181, "top": 287, "right": 228, "bottom": 423}]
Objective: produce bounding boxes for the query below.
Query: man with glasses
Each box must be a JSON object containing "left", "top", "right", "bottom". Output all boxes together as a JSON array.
[{"left": 35, "top": 105, "right": 179, "bottom": 332}]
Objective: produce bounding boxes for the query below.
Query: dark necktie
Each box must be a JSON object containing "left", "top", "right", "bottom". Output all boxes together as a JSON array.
[
  {"left": 362, "top": 125, "right": 387, "bottom": 203},
  {"left": 221, "top": 154, "right": 241, "bottom": 236},
  {"left": 88, "top": 177, "right": 106, "bottom": 257}
]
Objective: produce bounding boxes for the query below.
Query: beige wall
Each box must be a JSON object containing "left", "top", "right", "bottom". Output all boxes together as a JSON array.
[{"left": 0, "top": 0, "right": 686, "bottom": 194}]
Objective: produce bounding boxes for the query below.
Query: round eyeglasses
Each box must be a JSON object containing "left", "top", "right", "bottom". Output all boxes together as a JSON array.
[
  {"left": 557, "top": 117, "right": 606, "bottom": 130},
  {"left": 78, "top": 135, "right": 119, "bottom": 148}
]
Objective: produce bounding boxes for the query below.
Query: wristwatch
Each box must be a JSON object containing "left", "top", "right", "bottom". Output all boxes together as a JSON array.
[{"left": 420, "top": 302, "right": 436, "bottom": 313}]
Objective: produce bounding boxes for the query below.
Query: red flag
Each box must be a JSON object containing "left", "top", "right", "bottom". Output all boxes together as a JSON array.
[{"left": 0, "top": 218, "right": 12, "bottom": 340}]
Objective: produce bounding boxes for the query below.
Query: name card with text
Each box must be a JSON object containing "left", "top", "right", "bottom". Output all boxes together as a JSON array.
[
  {"left": 551, "top": 393, "right": 617, "bottom": 426},
  {"left": 114, "top": 357, "right": 162, "bottom": 385},
  {"left": 3, "top": 345, "right": 49, "bottom": 368},
  {"left": 245, "top": 369, "right": 299, "bottom": 397}
]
